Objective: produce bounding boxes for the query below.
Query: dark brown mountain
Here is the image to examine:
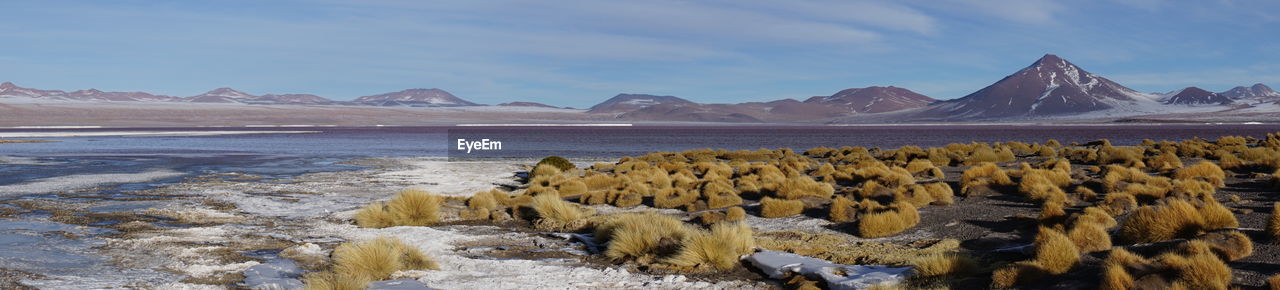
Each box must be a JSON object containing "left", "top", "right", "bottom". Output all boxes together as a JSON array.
[
  {"left": 1164, "top": 87, "right": 1233, "bottom": 105},
  {"left": 803, "top": 86, "right": 935, "bottom": 113},
  {"left": 353, "top": 88, "right": 479, "bottom": 107},
  {"left": 587, "top": 94, "right": 695, "bottom": 113},
  {"left": 497, "top": 101, "right": 560, "bottom": 108},
  {"left": 921, "top": 54, "right": 1155, "bottom": 119}
]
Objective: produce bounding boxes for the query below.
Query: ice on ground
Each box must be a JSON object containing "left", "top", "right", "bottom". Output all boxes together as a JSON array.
[
  {"left": 747, "top": 250, "right": 912, "bottom": 290},
  {"left": 242, "top": 259, "right": 305, "bottom": 290},
  {"left": 374, "top": 159, "right": 520, "bottom": 196},
  {"left": 0, "top": 169, "right": 184, "bottom": 196},
  {"left": 368, "top": 278, "right": 432, "bottom": 290}
]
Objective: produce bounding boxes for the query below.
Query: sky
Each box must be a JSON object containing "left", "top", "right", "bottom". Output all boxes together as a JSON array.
[{"left": 1, "top": 0, "right": 1277, "bottom": 107}]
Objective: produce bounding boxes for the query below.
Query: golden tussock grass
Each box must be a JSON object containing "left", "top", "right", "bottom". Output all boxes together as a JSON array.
[
  {"left": 530, "top": 164, "right": 563, "bottom": 179},
  {"left": 701, "top": 180, "right": 743, "bottom": 209},
  {"left": 990, "top": 261, "right": 1048, "bottom": 288},
  {"left": 1032, "top": 227, "right": 1080, "bottom": 274},
  {"left": 578, "top": 190, "right": 608, "bottom": 205},
  {"left": 1076, "top": 206, "right": 1118, "bottom": 229},
  {"left": 960, "top": 162, "right": 1013, "bottom": 196},
  {"left": 908, "top": 253, "right": 978, "bottom": 281},
  {"left": 829, "top": 196, "right": 858, "bottom": 223},
  {"left": 1117, "top": 199, "right": 1208, "bottom": 243},
  {"left": 595, "top": 211, "right": 692, "bottom": 262},
  {"left": 663, "top": 222, "right": 756, "bottom": 270},
  {"left": 776, "top": 176, "right": 834, "bottom": 200},
  {"left": 1169, "top": 179, "right": 1216, "bottom": 200},
  {"left": 1182, "top": 230, "right": 1253, "bottom": 261},
  {"left": 1067, "top": 221, "right": 1111, "bottom": 253},
  {"left": 1268, "top": 202, "right": 1280, "bottom": 239},
  {"left": 1099, "top": 248, "right": 1144, "bottom": 290},
  {"left": 1101, "top": 192, "right": 1137, "bottom": 216},
  {"left": 856, "top": 200, "right": 919, "bottom": 238},
  {"left": 556, "top": 179, "right": 588, "bottom": 197},
  {"left": 1158, "top": 242, "right": 1233, "bottom": 289},
  {"left": 726, "top": 206, "right": 746, "bottom": 222},
  {"left": 1123, "top": 179, "right": 1172, "bottom": 202},
  {"left": 1269, "top": 274, "right": 1280, "bottom": 290},
  {"left": 1147, "top": 151, "right": 1184, "bottom": 172},
  {"left": 1074, "top": 186, "right": 1098, "bottom": 201},
  {"left": 905, "top": 159, "right": 945, "bottom": 179},
  {"left": 922, "top": 182, "right": 955, "bottom": 205},
  {"left": 1018, "top": 171, "right": 1069, "bottom": 204},
  {"left": 1174, "top": 161, "right": 1226, "bottom": 187},
  {"left": 304, "top": 237, "right": 438, "bottom": 289},
  {"left": 354, "top": 189, "right": 443, "bottom": 228},
  {"left": 1101, "top": 165, "right": 1152, "bottom": 192},
  {"left": 1197, "top": 199, "right": 1238, "bottom": 230},
  {"left": 653, "top": 188, "right": 699, "bottom": 209},
  {"left": 531, "top": 193, "right": 595, "bottom": 231},
  {"left": 581, "top": 174, "right": 616, "bottom": 192},
  {"left": 760, "top": 197, "right": 805, "bottom": 218}
]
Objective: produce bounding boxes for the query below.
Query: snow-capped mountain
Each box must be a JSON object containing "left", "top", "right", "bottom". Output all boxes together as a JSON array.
[
  {"left": 586, "top": 94, "right": 695, "bottom": 113},
  {"left": 802, "top": 86, "right": 936, "bottom": 113},
  {"left": 920, "top": 54, "right": 1158, "bottom": 119},
  {"left": 1164, "top": 87, "right": 1233, "bottom": 105},
  {"left": 186, "top": 88, "right": 258, "bottom": 103},
  {"left": 1219, "top": 83, "right": 1279, "bottom": 103},
  {"left": 0, "top": 82, "right": 179, "bottom": 102},
  {"left": 353, "top": 88, "right": 479, "bottom": 107}
]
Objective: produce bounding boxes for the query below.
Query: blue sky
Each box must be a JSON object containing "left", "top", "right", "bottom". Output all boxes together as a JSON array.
[{"left": 1, "top": 0, "right": 1277, "bottom": 107}]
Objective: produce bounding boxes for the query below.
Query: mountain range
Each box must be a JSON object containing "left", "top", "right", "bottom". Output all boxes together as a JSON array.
[{"left": 3, "top": 54, "right": 1279, "bottom": 124}]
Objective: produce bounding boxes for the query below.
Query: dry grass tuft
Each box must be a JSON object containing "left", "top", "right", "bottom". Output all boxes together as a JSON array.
[
  {"left": 531, "top": 193, "right": 595, "bottom": 231},
  {"left": 856, "top": 200, "right": 920, "bottom": 238},
  {"left": 1197, "top": 199, "right": 1238, "bottom": 229},
  {"left": 1174, "top": 161, "right": 1226, "bottom": 187},
  {"left": 1269, "top": 274, "right": 1280, "bottom": 290},
  {"left": 1118, "top": 199, "right": 1207, "bottom": 243},
  {"left": 304, "top": 237, "right": 439, "bottom": 289},
  {"left": 1076, "top": 206, "right": 1118, "bottom": 229},
  {"left": 829, "top": 196, "right": 858, "bottom": 223},
  {"left": 905, "top": 159, "right": 945, "bottom": 179},
  {"left": 909, "top": 253, "right": 978, "bottom": 281},
  {"left": 1183, "top": 230, "right": 1253, "bottom": 261},
  {"left": 725, "top": 206, "right": 746, "bottom": 222},
  {"left": 1032, "top": 227, "right": 1079, "bottom": 274},
  {"left": 355, "top": 189, "right": 443, "bottom": 228},
  {"left": 1101, "top": 192, "right": 1137, "bottom": 216},
  {"left": 760, "top": 197, "right": 805, "bottom": 218},
  {"left": 776, "top": 176, "right": 835, "bottom": 199},
  {"left": 990, "top": 261, "right": 1048, "bottom": 288},
  {"left": 1067, "top": 221, "right": 1112, "bottom": 253},
  {"left": 653, "top": 188, "right": 698, "bottom": 209},
  {"left": 960, "top": 162, "right": 1013, "bottom": 195},
  {"left": 595, "top": 212, "right": 692, "bottom": 262},
  {"left": 664, "top": 222, "right": 756, "bottom": 270}
]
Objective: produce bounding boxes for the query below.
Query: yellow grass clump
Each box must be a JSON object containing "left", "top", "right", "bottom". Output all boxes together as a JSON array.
[
  {"left": 1117, "top": 199, "right": 1209, "bottom": 243},
  {"left": 1101, "top": 192, "right": 1137, "bottom": 216},
  {"left": 905, "top": 159, "right": 945, "bottom": 179},
  {"left": 702, "top": 180, "right": 744, "bottom": 209},
  {"left": 990, "top": 261, "right": 1048, "bottom": 288},
  {"left": 664, "top": 222, "right": 756, "bottom": 270},
  {"left": 1174, "top": 161, "right": 1226, "bottom": 187},
  {"left": 653, "top": 188, "right": 699, "bottom": 209},
  {"left": 1067, "top": 221, "right": 1111, "bottom": 253},
  {"left": 595, "top": 212, "right": 692, "bottom": 262},
  {"left": 856, "top": 200, "right": 920, "bottom": 238},
  {"left": 1102, "top": 165, "right": 1152, "bottom": 192},
  {"left": 303, "top": 237, "right": 439, "bottom": 289},
  {"left": 1268, "top": 202, "right": 1280, "bottom": 239},
  {"left": 829, "top": 196, "right": 858, "bottom": 223},
  {"left": 960, "top": 162, "right": 1013, "bottom": 196},
  {"left": 760, "top": 197, "right": 805, "bottom": 218},
  {"left": 355, "top": 189, "right": 443, "bottom": 228},
  {"left": 1197, "top": 199, "right": 1238, "bottom": 230},
  {"left": 776, "top": 176, "right": 835, "bottom": 200},
  {"left": 1032, "top": 227, "right": 1080, "bottom": 274},
  {"left": 1269, "top": 274, "right": 1280, "bottom": 290},
  {"left": 908, "top": 253, "right": 978, "bottom": 281},
  {"left": 1076, "top": 206, "right": 1118, "bottom": 229},
  {"left": 725, "top": 206, "right": 746, "bottom": 222},
  {"left": 1183, "top": 230, "right": 1253, "bottom": 261},
  {"left": 531, "top": 193, "right": 595, "bottom": 231}
]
